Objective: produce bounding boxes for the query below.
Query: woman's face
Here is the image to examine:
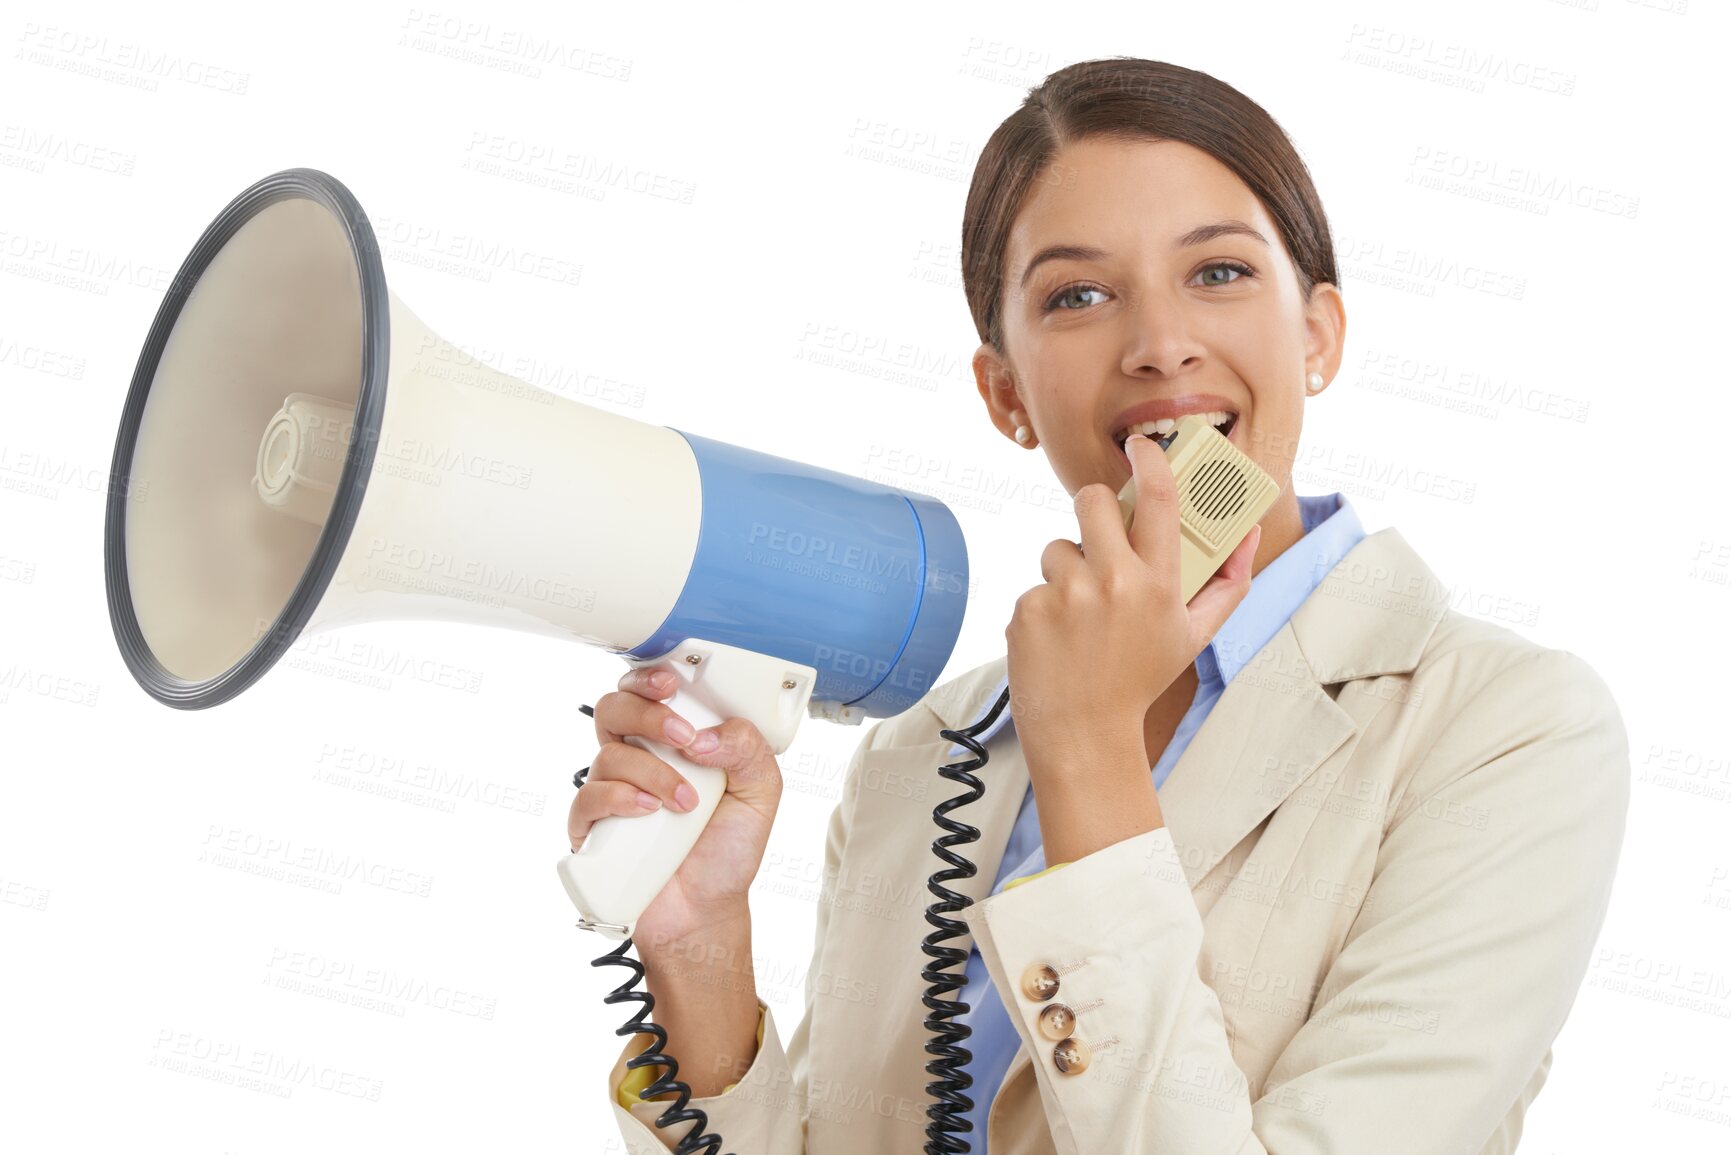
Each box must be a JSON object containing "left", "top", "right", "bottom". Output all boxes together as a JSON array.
[{"left": 974, "top": 136, "right": 1345, "bottom": 515}]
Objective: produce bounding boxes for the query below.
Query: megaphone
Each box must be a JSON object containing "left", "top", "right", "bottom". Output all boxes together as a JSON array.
[{"left": 104, "top": 168, "right": 969, "bottom": 939}]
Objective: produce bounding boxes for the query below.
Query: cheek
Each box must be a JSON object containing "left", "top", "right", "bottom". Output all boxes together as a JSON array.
[
  {"left": 1020, "top": 361, "right": 1093, "bottom": 431},
  {"left": 1235, "top": 342, "right": 1306, "bottom": 419}
]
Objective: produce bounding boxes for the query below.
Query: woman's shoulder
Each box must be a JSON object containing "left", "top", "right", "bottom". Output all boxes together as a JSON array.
[
  {"left": 1407, "top": 605, "right": 1622, "bottom": 729},
  {"left": 1314, "top": 522, "right": 1621, "bottom": 733},
  {"left": 1386, "top": 606, "right": 1630, "bottom": 829},
  {"left": 858, "top": 651, "right": 1010, "bottom": 754}
]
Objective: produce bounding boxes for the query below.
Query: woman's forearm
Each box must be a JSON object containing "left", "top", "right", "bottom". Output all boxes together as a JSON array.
[
  {"left": 1026, "top": 726, "right": 1165, "bottom": 865},
  {"left": 636, "top": 908, "right": 760, "bottom": 1098}
]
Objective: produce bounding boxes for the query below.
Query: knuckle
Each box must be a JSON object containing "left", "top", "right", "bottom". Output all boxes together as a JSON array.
[
  {"left": 601, "top": 779, "right": 643, "bottom": 816},
  {"left": 718, "top": 718, "right": 767, "bottom": 764},
  {"left": 594, "top": 689, "right": 629, "bottom": 724},
  {"left": 1103, "top": 572, "right": 1139, "bottom": 600},
  {"left": 706, "top": 718, "right": 746, "bottom": 757},
  {"left": 581, "top": 782, "right": 614, "bottom": 818},
  {"left": 627, "top": 780, "right": 661, "bottom": 815},
  {"left": 655, "top": 757, "right": 687, "bottom": 793},
  {"left": 593, "top": 740, "right": 630, "bottom": 776}
]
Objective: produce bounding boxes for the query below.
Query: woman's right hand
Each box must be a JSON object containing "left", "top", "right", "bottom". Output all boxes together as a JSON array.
[{"left": 568, "top": 666, "right": 785, "bottom": 952}]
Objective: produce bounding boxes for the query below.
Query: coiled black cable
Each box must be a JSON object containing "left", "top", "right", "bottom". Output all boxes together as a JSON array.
[
  {"left": 590, "top": 939, "right": 734, "bottom": 1155},
  {"left": 922, "top": 682, "right": 1011, "bottom": 1155},
  {"left": 575, "top": 703, "right": 735, "bottom": 1155}
]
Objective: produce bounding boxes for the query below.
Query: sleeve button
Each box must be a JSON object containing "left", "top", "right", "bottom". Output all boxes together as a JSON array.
[
  {"left": 1036, "top": 1003, "right": 1076, "bottom": 1042},
  {"left": 1053, "top": 1036, "right": 1091, "bottom": 1075},
  {"left": 1019, "top": 963, "right": 1060, "bottom": 1002}
]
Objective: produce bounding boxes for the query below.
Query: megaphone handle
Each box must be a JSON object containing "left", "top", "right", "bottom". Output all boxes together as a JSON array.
[
  {"left": 557, "top": 689, "right": 729, "bottom": 939},
  {"left": 557, "top": 640, "right": 817, "bottom": 939}
]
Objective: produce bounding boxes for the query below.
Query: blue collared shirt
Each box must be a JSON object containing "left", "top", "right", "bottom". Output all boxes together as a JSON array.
[{"left": 948, "top": 491, "right": 1366, "bottom": 1150}]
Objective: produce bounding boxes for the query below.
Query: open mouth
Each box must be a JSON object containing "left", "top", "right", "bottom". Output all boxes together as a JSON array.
[{"left": 1113, "top": 411, "right": 1238, "bottom": 462}]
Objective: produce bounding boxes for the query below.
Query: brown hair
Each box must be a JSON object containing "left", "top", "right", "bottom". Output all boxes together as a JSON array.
[{"left": 961, "top": 57, "right": 1340, "bottom": 354}]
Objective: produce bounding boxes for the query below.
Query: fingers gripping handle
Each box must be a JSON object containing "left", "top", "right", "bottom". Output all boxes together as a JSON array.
[
  {"left": 558, "top": 639, "right": 817, "bottom": 939},
  {"left": 559, "top": 707, "right": 728, "bottom": 939}
]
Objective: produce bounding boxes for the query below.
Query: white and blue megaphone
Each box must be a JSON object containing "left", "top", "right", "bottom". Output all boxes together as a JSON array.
[{"left": 104, "top": 168, "right": 969, "bottom": 940}]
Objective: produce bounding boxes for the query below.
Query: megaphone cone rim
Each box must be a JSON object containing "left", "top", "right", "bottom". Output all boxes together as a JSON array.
[{"left": 103, "top": 167, "right": 391, "bottom": 709}]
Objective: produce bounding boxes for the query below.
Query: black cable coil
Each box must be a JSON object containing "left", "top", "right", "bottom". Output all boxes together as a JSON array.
[
  {"left": 922, "top": 682, "right": 1011, "bottom": 1154},
  {"left": 575, "top": 701, "right": 735, "bottom": 1155},
  {"left": 591, "top": 939, "right": 734, "bottom": 1155}
]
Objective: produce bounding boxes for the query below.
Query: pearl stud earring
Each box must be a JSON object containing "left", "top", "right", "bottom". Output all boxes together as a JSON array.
[
  {"left": 1305, "top": 372, "right": 1325, "bottom": 395},
  {"left": 1011, "top": 410, "right": 1034, "bottom": 446}
]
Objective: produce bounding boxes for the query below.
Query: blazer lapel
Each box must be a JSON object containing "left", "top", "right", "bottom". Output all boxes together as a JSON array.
[
  {"left": 1153, "top": 620, "right": 1358, "bottom": 886},
  {"left": 1157, "top": 527, "right": 1451, "bottom": 884}
]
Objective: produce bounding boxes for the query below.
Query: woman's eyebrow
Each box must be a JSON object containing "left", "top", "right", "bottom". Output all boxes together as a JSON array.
[
  {"left": 1176, "top": 219, "right": 1271, "bottom": 252},
  {"left": 1018, "top": 220, "right": 1271, "bottom": 290},
  {"left": 1019, "top": 244, "right": 1109, "bottom": 290}
]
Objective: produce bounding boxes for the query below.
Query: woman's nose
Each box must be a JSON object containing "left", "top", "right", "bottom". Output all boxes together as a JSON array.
[{"left": 1120, "top": 290, "right": 1206, "bottom": 378}]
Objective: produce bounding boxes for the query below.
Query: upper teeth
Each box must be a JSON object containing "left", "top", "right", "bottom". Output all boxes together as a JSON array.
[{"left": 1118, "top": 410, "right": 1234, "bottom": 443}]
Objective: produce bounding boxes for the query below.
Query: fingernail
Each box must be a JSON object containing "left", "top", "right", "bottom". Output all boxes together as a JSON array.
[
  {"left": 688, "top": 729, "right": 719, "bottom": 753},
  {"left": 664, "top": 716, "right": 695, "bottom": 744},
  {"left": 635, "top": 790, "right": 661, "bottom": 811},
  {"left": 674, "top": 783, "right": 698, "bottom": 811},
  {"left": 651, "top": 670, "right": 674, "bottom": 690}
]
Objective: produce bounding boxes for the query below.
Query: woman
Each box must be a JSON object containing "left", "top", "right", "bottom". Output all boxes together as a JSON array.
[{"left": 577, "top": 57, "right": 1629, "bottom": 1155}]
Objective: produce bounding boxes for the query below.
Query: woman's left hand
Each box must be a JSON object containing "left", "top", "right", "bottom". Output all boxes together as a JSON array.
[{"left": 1006, "top": 432, "right": 1261, "bottom": 786}]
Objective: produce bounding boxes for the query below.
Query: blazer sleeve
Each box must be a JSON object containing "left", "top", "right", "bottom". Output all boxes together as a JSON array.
[
  {"left": 617, "top": 1004, "right": 765, "bottom": 1107},
  {"left": 963, "top": 647, "right": 1631, "bottom": 1154},
  {"left": 603, "top": 713, "right": 896, "bottom": 1154}
]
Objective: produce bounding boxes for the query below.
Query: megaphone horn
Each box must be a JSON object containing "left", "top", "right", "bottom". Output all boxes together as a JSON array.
[{"left": 105, "top": 168, "right": 970, "bottom": 939}]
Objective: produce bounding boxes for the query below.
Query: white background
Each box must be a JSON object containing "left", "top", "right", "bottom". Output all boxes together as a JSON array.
[{"left": 3, "top": 0, "right": 1728, "bottom": 1151}]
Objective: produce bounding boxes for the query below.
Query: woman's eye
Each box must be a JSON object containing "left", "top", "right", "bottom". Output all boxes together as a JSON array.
[
  {"left": 1043, "top": 261, "right": 1255, "bottom": 312},
  {"left": 1195, "top": 260, "right": 1255, "bottom": 287},
  {"left": 1043, "top": 283, "right": 1107, "bottom": 312}
]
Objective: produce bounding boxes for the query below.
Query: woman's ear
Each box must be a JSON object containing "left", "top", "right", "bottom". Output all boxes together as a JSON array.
[
  {"left": 973, "top": 343, "right": 1025, "bottom": 442},
  {"left": 1301, "top": 283, "right": 1347, "bottom": 388}
]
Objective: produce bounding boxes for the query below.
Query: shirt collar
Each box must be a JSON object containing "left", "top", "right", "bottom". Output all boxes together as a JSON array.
[
  {"left": 948, "top": 493, "right": 1364, "bottom": 750},
  {"left": 1197, "top": 491, "right": 1364, "bottom": 687}
]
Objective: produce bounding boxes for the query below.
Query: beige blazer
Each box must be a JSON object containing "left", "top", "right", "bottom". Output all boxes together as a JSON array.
[{"left": 606, "top": 525, "right": 1630, "bottom": 1154}]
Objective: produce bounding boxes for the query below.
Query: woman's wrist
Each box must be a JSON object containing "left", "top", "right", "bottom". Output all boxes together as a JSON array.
[
  {"left": 1025, "top": 726, "right": 1165, "bottom": 865},
  {"left": 638, "top": 908, "right": 755, "bottom": 994},
  {"left": 636, "top": 901, "right": 752, "bottom": 963},
  {"left": 638, "top": 914, "right": 761, "bottom": 1096}
]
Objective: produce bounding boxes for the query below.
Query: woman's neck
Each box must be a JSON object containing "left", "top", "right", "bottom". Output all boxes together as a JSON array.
[
  {"left": 1144, "top": 662, "right": 1200, "bottom": 769},
  {"left": 1250, "top": 489, "right": 1303, "bottom": 578}
]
